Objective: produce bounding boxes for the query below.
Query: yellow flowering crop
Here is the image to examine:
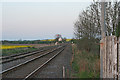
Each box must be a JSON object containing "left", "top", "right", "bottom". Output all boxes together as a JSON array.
[
  {"left": 41, "top": 39, "right": 72, "bottom": 42},
  {"left": 41, "top": 39, "right": 55, "bottom": 41},
  {"left": 0, "top": 45, "right": 32, "bottom": 49},
  {"left": 66, "top": 39, "right": 72, "bottom": 42}
]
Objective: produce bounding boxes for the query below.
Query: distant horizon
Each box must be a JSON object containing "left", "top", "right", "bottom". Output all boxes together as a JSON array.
[
  {"left": 2, "top": 34, "right": 74, "bottom": 41},
  {"left": 2, "top": 2, "right": 91, "bottom": 40},
  {"left": 1, "top": 37, "right": 73, "bottom": 41}
]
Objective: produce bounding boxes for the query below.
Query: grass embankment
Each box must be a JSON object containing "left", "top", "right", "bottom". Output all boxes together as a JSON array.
[{"left": 71, "top": 44, "right": 100, "bottom": 78}]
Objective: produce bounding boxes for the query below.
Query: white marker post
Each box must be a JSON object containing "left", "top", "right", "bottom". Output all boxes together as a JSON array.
[{"left": 63, "top": 66, "right": 65, "bottom": 78}]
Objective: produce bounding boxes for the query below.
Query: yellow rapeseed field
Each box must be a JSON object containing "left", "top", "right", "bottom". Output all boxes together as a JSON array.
[
  {"left": 66, "top": 39, "right": 72, "bottom": 42},
  {"left": 41, "top": 39, "right": 55, "bottom": 41},
  {"left": 41, "top": 39, "right": 72, "bottom": 42},
  {"left": 0, "top": 45, "right": 32, "bottom": 49}
]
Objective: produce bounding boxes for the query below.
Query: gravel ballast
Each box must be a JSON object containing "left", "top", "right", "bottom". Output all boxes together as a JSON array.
[{"left": 34, "top": 43, "right": 72, "bottom": 78}]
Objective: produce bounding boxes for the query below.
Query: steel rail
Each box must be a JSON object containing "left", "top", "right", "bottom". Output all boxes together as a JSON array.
[
  {"left": 23, "top": 47, "right": 65, "bottom": 80},
  {"left": 1, "top": 50, "right": 44, "bottom": 64},
  {"left": 0, "top": 45, "right": 57, "bottom": 60},
  {"left": 0, "top": 46, "right": 63, "bottom": 75},
  {"left": 0, "top": 49, "right": 43, "bottom": 60},
  {"left": 0, "top": 46, "right": 58, "bottom": 64}
]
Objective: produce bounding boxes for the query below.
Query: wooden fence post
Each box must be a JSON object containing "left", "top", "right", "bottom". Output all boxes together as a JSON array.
[
  {"left": 118, "top": 37, "right": 120, "bottom": 79},
  {"left": 100, "top": 38, "right": 104, "bottom": 78},
  {"left": 100, "top": 36, "right": 118, "bottom": 78},
  {"left": 112, "top": 36, "right": 117, "bottom": 78}
]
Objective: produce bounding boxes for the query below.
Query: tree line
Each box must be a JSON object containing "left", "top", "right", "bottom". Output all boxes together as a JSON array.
[
  {"left": 2, "top": 40, "right": 56, "bottom": 44},
  {"left": 74, "top": 1, "right": 120, "bottom": 40},
  {"left": 74, "top": 1, "right": 120, "bottom": 53}
]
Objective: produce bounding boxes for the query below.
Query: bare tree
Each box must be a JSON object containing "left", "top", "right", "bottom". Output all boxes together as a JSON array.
[
  {"left": 74, "top": 1, "right": 119, "bottom": 40},
  {"left": 116, "top": 1, "right": 120, "bottom": 37}
]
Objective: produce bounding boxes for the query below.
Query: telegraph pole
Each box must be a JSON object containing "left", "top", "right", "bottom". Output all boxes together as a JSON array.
[
  {"left": 100, "top": 0, "right": 106, "bottom": 78},
  {"left": 118, "top": 1, "right": 120, "bottom": 79},
  {"left": 101, "top": 0, "right": 106, "bottom": 39}
]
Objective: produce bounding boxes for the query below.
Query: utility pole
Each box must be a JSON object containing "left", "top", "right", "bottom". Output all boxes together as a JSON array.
[
  {"left": 118, "top": 1, "right": 120, "bottom": 79},
  {"left": 101, "top": 0, "right": 106, "bottom": 39},
  {"left": 100, "top": 0, "right": 106, "bottom": 78}
]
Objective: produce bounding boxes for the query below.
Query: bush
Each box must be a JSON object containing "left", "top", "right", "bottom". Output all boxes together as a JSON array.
[
  {"left": 71, "top": 45, "right": 100, "bottom": 78},
  {"left": 76, "top": 37, "right": 100, "bottom": 55}
]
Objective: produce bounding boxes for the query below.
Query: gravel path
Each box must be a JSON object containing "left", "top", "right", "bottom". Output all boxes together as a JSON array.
[{"left": 34, "top": 43, "right": 72, "bottom": 78}]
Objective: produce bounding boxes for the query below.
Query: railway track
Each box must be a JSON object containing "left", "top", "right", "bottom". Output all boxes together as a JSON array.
[
  {"left": 2, "top": 45, "right": 66, "bottom": 79},
  {"left": 0, "top": 45, "right": 58, "bottom": 64},
  {"left": 1, "top": 45, "right": 60, "bottom": 71}
]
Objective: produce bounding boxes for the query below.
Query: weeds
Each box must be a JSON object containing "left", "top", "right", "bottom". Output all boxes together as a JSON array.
[{"left": 71, "top": 44, "right": 100, "bottom": 78}]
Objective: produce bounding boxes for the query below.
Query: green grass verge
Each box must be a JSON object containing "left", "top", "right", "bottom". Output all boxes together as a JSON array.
[{"left": 71, "top": 45, "right": 100, "bottom": 78}]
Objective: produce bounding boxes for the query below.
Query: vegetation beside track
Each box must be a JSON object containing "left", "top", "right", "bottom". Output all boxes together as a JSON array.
[
  {"left": 2, "top": 47, "right": 37, "bottom": 56},
  {"left": 1, "top": 45, "right": 58, "bottom": 56},
  {"left": 71, "top": 44, "right": 100, "bottom": 78},
  {"left": 2, "top": 39, "right": 73, "bottom": 44}
]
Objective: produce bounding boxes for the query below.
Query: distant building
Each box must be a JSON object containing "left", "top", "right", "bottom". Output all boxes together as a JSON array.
[
  {"left": 58, "top": 37, "right": 62, "bottom": 41},
  {"left": 55, "top": 42, "right": 58, "bottom": 45}
]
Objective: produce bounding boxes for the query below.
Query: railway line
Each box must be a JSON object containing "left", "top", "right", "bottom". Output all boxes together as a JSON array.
[
  {"left": 2, "top": 44, "right": 66, "bottom": 79},
  {"left": 1, "top": 45, "right": 59, "bottom": 70},
  {"left": 0, "top": 45, "right": 57, "bottom": 64}
]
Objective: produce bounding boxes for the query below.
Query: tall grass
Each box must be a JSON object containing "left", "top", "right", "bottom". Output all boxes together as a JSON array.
[{"left": 71, "top": 44, "right": 100, "bottom": 78}]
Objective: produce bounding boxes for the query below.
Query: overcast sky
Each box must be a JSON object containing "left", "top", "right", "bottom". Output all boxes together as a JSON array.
[{"left": 1, "top": 1, "right": 91, "bottom": 40}]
